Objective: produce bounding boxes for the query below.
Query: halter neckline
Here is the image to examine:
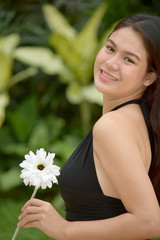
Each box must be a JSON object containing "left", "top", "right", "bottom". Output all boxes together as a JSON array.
[{"left": 111, "top": 99, "right": 140, "bottom": 111}]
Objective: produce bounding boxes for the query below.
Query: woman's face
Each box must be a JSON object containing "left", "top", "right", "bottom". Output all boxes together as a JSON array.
[{"left": 94, "top": 27, "right": 149, "bottom": 100}]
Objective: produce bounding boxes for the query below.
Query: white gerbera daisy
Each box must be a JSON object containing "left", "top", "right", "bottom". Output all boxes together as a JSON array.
[
  {"left": 20, "top": 148, "right": 60, "bottom": 189},
  {"left": 11, "top": 148, "right": 60, "bottom": 240}
]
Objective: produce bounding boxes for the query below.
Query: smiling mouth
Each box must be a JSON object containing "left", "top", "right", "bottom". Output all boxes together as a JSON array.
[{"left": 101, "top": 70, "right": 118, "bottom": 81}]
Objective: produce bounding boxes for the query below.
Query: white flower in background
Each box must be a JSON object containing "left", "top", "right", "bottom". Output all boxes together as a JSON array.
[{"left": 20, "top": 148, "right": 60, "bottom": 189}]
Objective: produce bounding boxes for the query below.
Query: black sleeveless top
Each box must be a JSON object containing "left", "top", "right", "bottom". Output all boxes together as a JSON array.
[{"left": 59, "top": 99, "right": 153, "bottom": 221}]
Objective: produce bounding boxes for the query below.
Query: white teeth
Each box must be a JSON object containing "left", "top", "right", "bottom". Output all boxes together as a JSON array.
[{"left": 102, "top": 71, "right": 117, "bottom": 81}]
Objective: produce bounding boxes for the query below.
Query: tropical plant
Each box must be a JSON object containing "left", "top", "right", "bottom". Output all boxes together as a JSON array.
[
  {"left": 0, "top": 93, "right": 80, "bottom": 192},
  {"left": 0, "top": 33, "right": 37, "bottom": 126},
  {"left": 13, "top": 3, "right": 112, "bottom": 133}
]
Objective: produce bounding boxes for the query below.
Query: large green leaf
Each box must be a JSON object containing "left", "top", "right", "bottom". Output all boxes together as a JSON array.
[
  {"left": 75, "top": 3, "right": 107, "bottom": 58},
  {"left": 81, "top": 84, "right": 102, "bottom": 105},
  {"left": 0, "top": 53, "right": 12, "bottom": 89},
  {"left": 49, "top": 34, "right": 94, "bottom": 85},
  {"left": 49, "top": 34, "right": 82, "bottom": 82},
  {"left": 0, "top": 168, "right": 21, "bottom": 191},
  {"left": 7, "top": 96, "right": 38, "bottom": 142},
  {"left": 48, "top": 4, "right": 107, "bottom": 87},
  {"left": 66, "top": 82, "right": 103, "bottom": 105},
  {"left": 14, "top": 47, "right": 69, "bottom": 75},
  {"left": 0, "top": 34, "right": 20, "bottom": 56},
  {"left": 43, "top": 115, "right": 65, "bottom": 142},
  {"left": 43, "top": 4, "right": 76, "bottom": 40},
  {"left": 28, "top": 121, "right": 50, "bottom": 151},
  {"left": 0, "top": 93, "right": 9, "bottom": 126},
  {"left": 66, "top": 82, "right": 82, "bottom": 104}
]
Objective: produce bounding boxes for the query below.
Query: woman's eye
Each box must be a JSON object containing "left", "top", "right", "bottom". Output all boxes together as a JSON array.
[
  {"left": 105, "top": 45, "right": 114, "bottom": 52},
  {"left": 124, "top": 57, "right": 134, "bottom": 64}
]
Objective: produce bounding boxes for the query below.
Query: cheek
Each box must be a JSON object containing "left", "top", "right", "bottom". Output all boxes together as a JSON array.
[
  {"left": 122, "top": 71, "right": 146, "bottom": 91},
  {"left": 95, "top": 48, "right": 105, "bottom": 64},
  {"left": 94, "top": 57, "right": 100, "bottom": 76},
  {"left": 122, "top": 65, "right": 145, "bottom": 82},
  {"left": 94, "top": 52, "right": 104, "bottom": 73},
  {"left": 94, "top": 53, "right": 101, "bottom": 66}
]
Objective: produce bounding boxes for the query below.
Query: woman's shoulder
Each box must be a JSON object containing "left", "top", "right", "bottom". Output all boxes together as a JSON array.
[
  {"left": 93, "top": 105, "right": 140, "bottom": 138},
  {"left": 93, "top": 104, "right": 151, "bottom": 168}
]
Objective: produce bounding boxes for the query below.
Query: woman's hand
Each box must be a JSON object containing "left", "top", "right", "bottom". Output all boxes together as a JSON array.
[{"left": 18, "top": 198, "right": 68, "bottom": 240}]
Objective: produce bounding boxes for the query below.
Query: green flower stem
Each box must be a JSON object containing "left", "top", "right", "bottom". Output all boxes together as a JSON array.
[
  {"left": 11, "top": 186, "right": 39, "bottom": 240},
  {"left": 30, "top": 186, "right": 39, "bottom": 199},
  {"left": 11, "top": 227, "right": 20, "bottom": 240}
]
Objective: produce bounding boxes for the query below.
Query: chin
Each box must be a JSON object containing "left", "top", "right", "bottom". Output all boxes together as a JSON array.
[{"left": 94, "top": 83, "right": 104, "bottom": 93}]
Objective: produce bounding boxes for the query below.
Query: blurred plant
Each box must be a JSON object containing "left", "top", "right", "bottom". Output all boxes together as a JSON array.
[
  {"left": 0, "top": 94, "right": 80, "bottom": 193},
  {"left": 0, "top": 2, "right": 119, "bottom": 197},
  {"left": 0, "top": 33, "right": 37, "bottom": 126},
  {"left": 13, "top": 3, "right": 111, "bottom": 133}
]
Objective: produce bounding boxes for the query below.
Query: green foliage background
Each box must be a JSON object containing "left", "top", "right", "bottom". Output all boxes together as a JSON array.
[{"left": 0, "top": 0, "right": 160, "bottom": 239}]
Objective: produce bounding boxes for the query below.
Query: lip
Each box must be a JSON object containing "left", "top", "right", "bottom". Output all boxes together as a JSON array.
[{"left": 100, "top": 69, "right": 118, "bottom": 82}]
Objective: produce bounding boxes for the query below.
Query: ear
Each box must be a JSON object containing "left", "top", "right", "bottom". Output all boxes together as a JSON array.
[{"left": 144, "top": 72, "right": 157, "bottom": 86}]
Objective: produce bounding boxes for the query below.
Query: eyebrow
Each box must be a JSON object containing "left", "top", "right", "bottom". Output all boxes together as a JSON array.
[{"left": 107, "top": 39, "right": 141, "bottom": 61}]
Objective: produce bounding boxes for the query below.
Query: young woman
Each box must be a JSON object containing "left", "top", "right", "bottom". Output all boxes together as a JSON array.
[{"left": 18, "top": 13, "right": 160, "bottom": 240}]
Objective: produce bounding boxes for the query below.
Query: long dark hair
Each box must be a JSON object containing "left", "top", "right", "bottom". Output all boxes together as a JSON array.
[{"left": 111, "top": 13, "right": 160, "bottom": 204}]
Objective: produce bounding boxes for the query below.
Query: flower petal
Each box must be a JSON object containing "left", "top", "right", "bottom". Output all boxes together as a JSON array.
[
  {"left": 19, "top": 148, "right": 60, "bottom": 189},
  {"left": 29, "top": 151, "right": 38, "bottom": 161},
  {"left": 46, "top": 152, "right": 55, "bottom": 164},
  {"left": 36, "top": 148, "right": 47, "bottom": 160}
]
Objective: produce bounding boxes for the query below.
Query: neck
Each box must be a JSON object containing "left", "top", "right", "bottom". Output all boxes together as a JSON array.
[{"left": 102, "top": 95, "right": 140, "bottom": 114}]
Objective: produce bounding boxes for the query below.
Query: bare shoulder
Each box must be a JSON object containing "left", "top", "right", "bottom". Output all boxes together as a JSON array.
[
  {"left": 93, "top": 104, "right": 151, "bottom": 168},
  {"left": 93, "top": 105, "right": 140, "bottom": 142}
]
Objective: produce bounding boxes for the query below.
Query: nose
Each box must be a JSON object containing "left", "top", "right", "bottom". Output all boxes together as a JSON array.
[{"left": 104, "top": 54, "right": 119, "bottom": 71}]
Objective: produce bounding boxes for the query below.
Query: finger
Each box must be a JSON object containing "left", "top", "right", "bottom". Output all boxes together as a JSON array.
[
  {"left": 18, "top": 213, "right": 41, "bottom": 227},
  {"left": 19, "top": 206, "right": 39, "bottom": 220},
  {"left": 22, "top": 198, "right": 44, "bottom": 211},
  {"left": 22, "top": 220, "right": 39, "bottom": 229}
]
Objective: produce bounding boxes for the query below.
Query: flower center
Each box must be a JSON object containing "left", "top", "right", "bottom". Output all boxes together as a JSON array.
[{"left": 37, "top": 164, "right": 45, "bottom": 171}]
